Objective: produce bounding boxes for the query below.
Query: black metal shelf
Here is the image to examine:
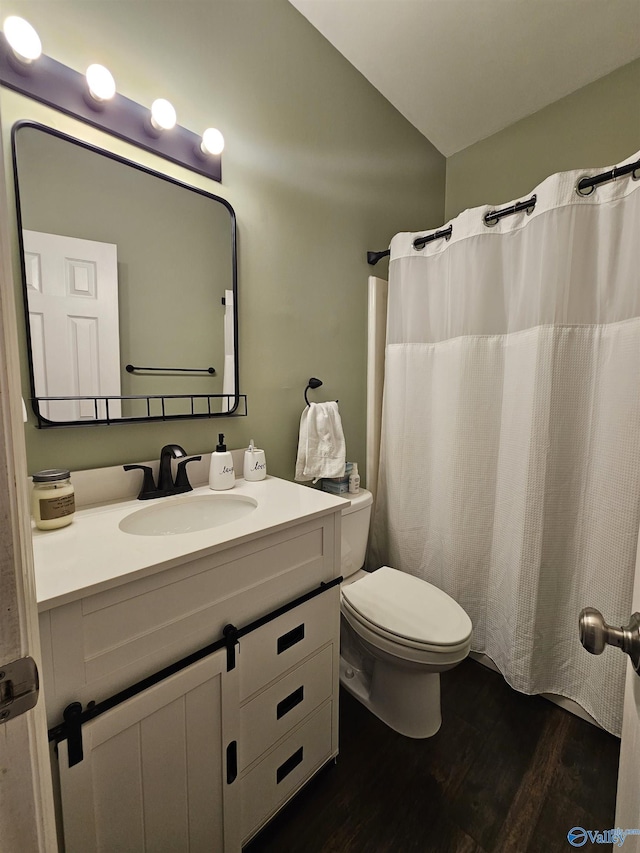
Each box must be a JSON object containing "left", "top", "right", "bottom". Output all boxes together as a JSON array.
[{"left": 31, "top": 393, "right": 247, "bottom": 428}]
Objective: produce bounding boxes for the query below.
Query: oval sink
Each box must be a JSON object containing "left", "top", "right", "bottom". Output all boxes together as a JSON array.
[{"left": 119, "top": 493, "right": 258, "bottom": 536}]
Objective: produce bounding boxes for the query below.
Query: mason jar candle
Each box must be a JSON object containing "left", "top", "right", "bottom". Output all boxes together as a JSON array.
[{"left": 31, "top": 469, "right": 75, "bottom": 530}]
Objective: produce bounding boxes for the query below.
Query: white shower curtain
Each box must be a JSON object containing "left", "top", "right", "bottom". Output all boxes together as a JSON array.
[{"left": 371, "top": 151, "right": 640, "bottom": 735}]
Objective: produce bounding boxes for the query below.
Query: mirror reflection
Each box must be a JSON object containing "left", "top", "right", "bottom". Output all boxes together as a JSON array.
[{"left": 13, "top": 122, "right": 238, "bottom": 425}]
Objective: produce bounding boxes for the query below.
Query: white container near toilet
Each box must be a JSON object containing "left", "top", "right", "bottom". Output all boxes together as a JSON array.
[{"left": 339, "top": 488, "right": 472, "bottom": 738}]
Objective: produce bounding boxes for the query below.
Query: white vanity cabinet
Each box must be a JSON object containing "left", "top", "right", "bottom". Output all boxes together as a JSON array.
[
  {"left": 34, "top": 480, "right": 344, "bottom": 853},
  {"left": 57, "top": 648, "right": 239, "bottom": 853},
  {"left": 236, "top": 586, "right": 340, "bottom": 844}
]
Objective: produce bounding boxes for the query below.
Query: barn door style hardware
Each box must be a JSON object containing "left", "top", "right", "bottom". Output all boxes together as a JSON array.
[{"left": 48, "top": 577, "right": 343, "bottom": 764}]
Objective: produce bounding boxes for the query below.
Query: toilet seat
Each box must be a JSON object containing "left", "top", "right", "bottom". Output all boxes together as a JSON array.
[{"left": 341, "top": 566, "right": 472, "bottom": 654}]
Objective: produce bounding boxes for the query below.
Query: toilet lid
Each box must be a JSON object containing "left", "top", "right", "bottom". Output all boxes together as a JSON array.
[{"left": 341, "top": 566, "right": 472, "bottom": 646}]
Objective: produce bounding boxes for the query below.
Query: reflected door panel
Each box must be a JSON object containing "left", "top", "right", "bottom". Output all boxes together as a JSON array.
[{"left": 23, "top": 230, "right": 121, "bottom": 421}]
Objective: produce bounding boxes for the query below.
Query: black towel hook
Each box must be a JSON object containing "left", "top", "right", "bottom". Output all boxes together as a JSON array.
[
  {"left": 304, "top": 378, "right": 323, "bottom": 406},
  {"left": 304, "top": 377, "right": 338, "bottom": 407}
]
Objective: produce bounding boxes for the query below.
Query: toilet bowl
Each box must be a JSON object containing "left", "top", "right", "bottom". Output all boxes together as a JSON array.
[{"left": 339, "top": 489, "right": 472, "bottom": 738}]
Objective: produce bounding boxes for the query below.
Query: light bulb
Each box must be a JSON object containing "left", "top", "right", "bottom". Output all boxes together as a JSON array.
[
  {"left": 86, "top": 64, "right": 116, "bottom": 102},
  {"left": 3, "top": 15, "right": 42, "bottom": 63},
  {"left": 150, "top": 98, "right": 176, "bottom": 131},
  {"left": 201, "top": 128, "right": 224, "bottom": 156}
]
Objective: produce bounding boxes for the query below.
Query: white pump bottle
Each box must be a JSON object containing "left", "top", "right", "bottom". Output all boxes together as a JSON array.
[{"left": 209, "top": 434, "right": 235, "bottom": 490}]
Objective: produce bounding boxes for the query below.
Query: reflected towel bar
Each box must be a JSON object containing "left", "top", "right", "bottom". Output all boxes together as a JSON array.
[{"left": 126, "top": 364, "right": 216, "bottom": 374}]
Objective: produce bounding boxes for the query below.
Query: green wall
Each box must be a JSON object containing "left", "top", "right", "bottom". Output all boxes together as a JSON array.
[
  {"left": 445, "top": 58, "right": 640, "bottom": 221},
  {"left": 5, "top": 1, "right": 634, "bottom": 480},
  {"left": 1, "top": 0, "right": 445, "bottom": 478}
]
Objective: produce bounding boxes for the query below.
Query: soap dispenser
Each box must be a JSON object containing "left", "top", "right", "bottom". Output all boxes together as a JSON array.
[{"left": 209, "top": 434, "right": 235, "bottom": 490}]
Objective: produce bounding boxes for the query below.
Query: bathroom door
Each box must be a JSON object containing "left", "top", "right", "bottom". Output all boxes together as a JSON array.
[
  {"left": 22, "top": 230, "right": 121, "bottom": 421},
  {"left": 0, "top": 117, "right": 57, "bottom": 850},
  {"left": 614, "top": 530, "right": 640, "bottom": 846}
]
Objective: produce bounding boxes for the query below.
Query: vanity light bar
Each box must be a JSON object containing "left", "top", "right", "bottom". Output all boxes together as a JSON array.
[{"left": 0, "top": 33, "right": 222, "bottom": 182}]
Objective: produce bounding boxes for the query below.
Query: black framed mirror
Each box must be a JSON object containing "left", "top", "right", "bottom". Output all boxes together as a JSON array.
[{"left": 12, "top": 121, "right": 241, "bottom": 427}]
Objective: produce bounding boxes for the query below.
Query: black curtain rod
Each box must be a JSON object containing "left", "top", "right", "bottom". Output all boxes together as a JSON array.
[
  {"left": 367, "top": 224, "right": 453, "bottom": 266},
  {"left": 414, "top": 224, "right": 453, "bottom": 249},
  {"left": 367, "top": 249, "right": 390, "bottom": 265},
  {"left": 484, "top": 194, "right": 536, "bottom": 227},
  {"left": 576, "top": 157, "right": 640, "bottom": 195},
  {"left": 367, "top": 156, "right": 640, "bottom": 265}
]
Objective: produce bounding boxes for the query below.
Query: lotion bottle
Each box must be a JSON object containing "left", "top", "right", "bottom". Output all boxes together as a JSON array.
[
  {"left": 209, "top": 434, "right": 235, "bottom": 490},
  {"left": 348, "top": 462, "right": 360, "bottom": 494},
  {"left": 243, "top": 439, "right": 267, "bottom": 481}
]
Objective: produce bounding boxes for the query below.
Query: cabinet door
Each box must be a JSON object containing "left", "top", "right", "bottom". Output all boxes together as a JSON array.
[{"left": 57, "top": 648, "right": 240, "bottom": 853}]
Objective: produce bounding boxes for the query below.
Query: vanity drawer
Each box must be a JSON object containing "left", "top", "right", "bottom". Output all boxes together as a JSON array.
[
  {"left": 239, "top": 586, "right": 340, "bottom": 701},
  {"left": 240, "top": 700, "right": 334, "bottom": 842},
  {"left": 239, "top": 644, "right": 334, "bottom": 772}
]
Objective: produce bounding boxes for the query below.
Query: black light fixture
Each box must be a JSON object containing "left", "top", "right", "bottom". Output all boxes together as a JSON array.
[{"left": 0, "top": 18, "right": 223, "bottom": 182}]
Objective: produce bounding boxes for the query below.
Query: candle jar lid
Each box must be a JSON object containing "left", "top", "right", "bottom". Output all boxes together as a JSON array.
[{"left": 33, "top": 469, "right": 71, "bottom": 483}]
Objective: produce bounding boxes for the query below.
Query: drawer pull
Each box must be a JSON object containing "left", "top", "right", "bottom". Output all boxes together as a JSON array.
[
  {"left": 276, "top": 746, "right": 303, "bottom": 784},
  {"left": 277, "top": 624, "right": 305, "bottom": 655},
  {"left": 226, "top": 741, "right": 238, "bottom": 784},
  {"left": 276, "top": 686, "right": 304, "bottom": 720}
]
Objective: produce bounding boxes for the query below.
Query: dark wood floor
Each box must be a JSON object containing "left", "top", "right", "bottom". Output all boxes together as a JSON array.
[{"left": 244, "top": 658, "right": 620, "bottom": 853}]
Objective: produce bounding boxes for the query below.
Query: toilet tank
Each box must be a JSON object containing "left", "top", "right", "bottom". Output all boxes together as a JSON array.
[{"left": 340, "top": 488, "right": 373, "bottom": 578}]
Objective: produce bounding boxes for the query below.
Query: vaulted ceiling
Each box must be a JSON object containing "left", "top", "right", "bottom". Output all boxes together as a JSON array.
[{"left": 289, "top": 0, "right": 640, "bottom": 156}]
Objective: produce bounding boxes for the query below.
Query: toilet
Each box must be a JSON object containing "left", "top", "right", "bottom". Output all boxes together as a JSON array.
[{"left": 339, "top": 488, "right": 472, "bottom": 738}]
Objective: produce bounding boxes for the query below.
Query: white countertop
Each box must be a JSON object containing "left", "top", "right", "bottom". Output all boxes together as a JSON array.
[{"left": 32, "top": 477, "right": 348, "bottom": 612}]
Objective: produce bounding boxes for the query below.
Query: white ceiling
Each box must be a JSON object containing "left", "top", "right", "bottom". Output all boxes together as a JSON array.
[{"left": 288, "top": 0, "right": 640, "bottom": 156}]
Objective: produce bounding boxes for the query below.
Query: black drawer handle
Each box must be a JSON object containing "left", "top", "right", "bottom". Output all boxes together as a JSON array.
[
  {"left": 276, "top": 746, "right": 303, "bottom": 784},
  {"left": 226, "top": 741, "right": 237, "bottom": 784},
  {"left": 276, "top": 686, "right": 304, "bottom": 720},
  {"left": 277, "top": 623, "right": 305, "bottom": 655}
]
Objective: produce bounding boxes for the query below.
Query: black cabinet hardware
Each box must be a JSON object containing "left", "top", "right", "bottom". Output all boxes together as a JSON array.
[
  {"left": 277, "top": 747, "right": 303, "bottom": 784},
  {"left": 278, "top": 624, "right": 305, "bottom": 655},
  {"left": 276, "top": 686, "right": 304, "bottom": 720}
]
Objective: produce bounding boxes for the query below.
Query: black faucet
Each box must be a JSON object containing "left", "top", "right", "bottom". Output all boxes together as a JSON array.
[
  {"left": 124, "top": 445, "right": 202, "bottom": 500},
  {"left": 157, "top": 444, "right": 188, "bottom": 493}
]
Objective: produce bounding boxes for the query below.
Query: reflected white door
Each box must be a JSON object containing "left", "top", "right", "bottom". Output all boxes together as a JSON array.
[
  {"left": 23, "top": 230, "right": 121, "bottom": 421},
  {"left": 614, "top": 532, "right": 640, "bottom": 846}
]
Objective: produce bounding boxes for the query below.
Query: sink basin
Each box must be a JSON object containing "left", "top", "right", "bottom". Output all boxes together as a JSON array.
[{"left": 119, "top": 493, "right": 258, "bottom": 536}]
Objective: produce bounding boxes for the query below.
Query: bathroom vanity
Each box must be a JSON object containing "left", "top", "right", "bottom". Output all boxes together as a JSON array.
[{"left": 33, "top": 476, "right": 345, "bottom": 852}]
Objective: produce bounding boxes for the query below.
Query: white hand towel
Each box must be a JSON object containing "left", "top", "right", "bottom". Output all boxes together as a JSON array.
[{"left": 295, "top": 401, "right": 346, "bottom": 482}]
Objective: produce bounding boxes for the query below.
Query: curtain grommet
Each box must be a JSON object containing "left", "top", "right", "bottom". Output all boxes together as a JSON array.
[{"left": 575, "top": 175, "right": 596, "bottom": 197}]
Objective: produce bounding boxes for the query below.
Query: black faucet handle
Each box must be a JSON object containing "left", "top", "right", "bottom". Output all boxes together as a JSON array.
[
  {"left": 174, "top": 456, "right": 202, "bottom": 493},
  {"left": 123, "top": 464, "right": 162, "bottom": 500}
]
